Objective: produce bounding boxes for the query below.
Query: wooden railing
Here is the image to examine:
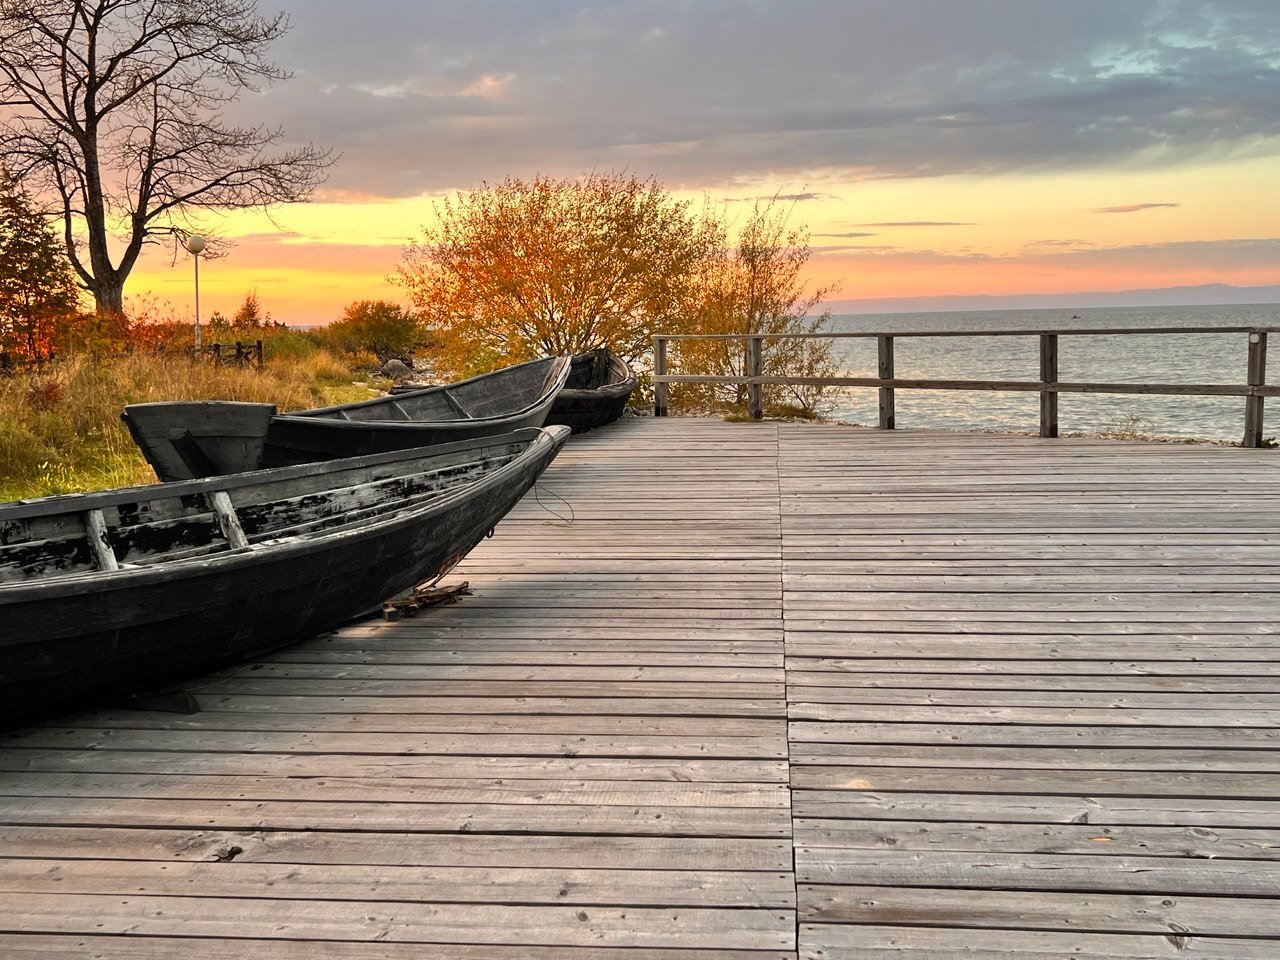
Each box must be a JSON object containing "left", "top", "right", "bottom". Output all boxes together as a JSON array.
[
  {"left": 652, "top": 325, "right": 1277, "bottom": 447},
  {"left": 203, "top": 339, "right": 264, "bottom": 369}
]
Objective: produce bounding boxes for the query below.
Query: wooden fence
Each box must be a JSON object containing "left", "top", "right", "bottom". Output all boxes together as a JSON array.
[
  {"left": 202, "top": 340, "right": 264, "bottom": 369},
  {"left": 652, "top": 325, "right": 1277, "bottom": 447}
]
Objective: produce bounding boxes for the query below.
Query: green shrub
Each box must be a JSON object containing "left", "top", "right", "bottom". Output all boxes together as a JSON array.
[
  {"left": 322, "top": 300, "right": 430, "bottom": 361},
  {"left": 260, "top": 325, "right": 323, "bottom": 361}
]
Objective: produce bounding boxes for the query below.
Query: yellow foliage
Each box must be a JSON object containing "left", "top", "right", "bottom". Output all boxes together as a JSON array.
[{"left": 395, "top": 172, "right": 721, "bottom": 379}]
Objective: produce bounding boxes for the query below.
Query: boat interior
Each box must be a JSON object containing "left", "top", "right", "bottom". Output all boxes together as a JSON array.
[
  {"left": 300, "top": 358, "right": 563, "bottom": 423},
  {"left": 0, "top": 439, "right": 528, "bottom": 583},
  {"left": 563, "top": 349, "right": 610, "bottom": 390}
]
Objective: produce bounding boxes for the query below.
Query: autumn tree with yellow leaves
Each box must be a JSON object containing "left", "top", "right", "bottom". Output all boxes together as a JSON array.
[{"left": 395, "top": 173, "right": 720, "bottom": 379}]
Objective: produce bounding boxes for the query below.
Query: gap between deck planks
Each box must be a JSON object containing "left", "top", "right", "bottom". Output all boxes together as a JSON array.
[{"left": 1, "top": 418, "right": 1278, "bottom": 958}]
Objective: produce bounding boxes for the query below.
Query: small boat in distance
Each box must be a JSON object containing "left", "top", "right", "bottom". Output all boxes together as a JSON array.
[
  {"left": 0, "top": 426, "right": 570, "bottom": 726},
  {"left": 396, "top": 349, "right": 638, "bottom": 434},
  {"left": 124, "top": 356, "right": 572, "bottom": 481},
  {"left": 545, "top": 348, "right": 638, "bottom": 433}
]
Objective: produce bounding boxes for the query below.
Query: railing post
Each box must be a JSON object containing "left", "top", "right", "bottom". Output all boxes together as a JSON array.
[
  {"left": 1039, "top": 333, "right": 1059, "bottom": 438},
  {"left": 746, "top": 335, "right": 764, "bottom": 420},
  {"left": 877, "top": 335, "right": 895, "bottom": 429},
  {"left": 1244, "top": 330, "right": 1268, "bottom": 448},
  {"left": 653, "top": 337, "right": 669, "bottom": 417}
]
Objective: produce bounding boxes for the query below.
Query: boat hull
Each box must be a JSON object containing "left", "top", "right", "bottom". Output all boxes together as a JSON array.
[
  {"left": 123, "top": 356, "right": 573, "bottom": 481},
  {"left": 0, "top": 428, "right": 568, "bottom": 726}
]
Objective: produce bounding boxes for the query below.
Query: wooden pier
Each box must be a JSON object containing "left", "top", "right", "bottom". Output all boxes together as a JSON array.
[{"left": 1, "top": 417, "right": 1278, "bottom": 958}]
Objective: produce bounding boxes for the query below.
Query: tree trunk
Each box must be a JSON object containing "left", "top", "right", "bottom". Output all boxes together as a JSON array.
[{"left": 90, "top": 276, "right": 125, "bottom": 316}]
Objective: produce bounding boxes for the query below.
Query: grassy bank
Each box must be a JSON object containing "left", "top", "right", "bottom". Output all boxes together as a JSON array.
[{"left": 0, "top": 350, "right": 381, "bottom": 501}]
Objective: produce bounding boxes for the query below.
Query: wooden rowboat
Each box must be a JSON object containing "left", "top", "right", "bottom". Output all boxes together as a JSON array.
[
  {"left": 120, "top": 400, "right": 277, "bottom": 483},
  {"left": 395, "top": 350, "right": 638, "bottom": 435},
  {"left": 545, "top": 348, "right": 637, "bottom": 433},
  {"left": 123, "top": 356, "right": 573, "bottom": 481},
  {"left": 0, "top": 426, "right": 570, "bottom": 726}
]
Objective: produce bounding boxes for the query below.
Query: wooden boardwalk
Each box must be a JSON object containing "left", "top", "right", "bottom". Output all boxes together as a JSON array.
[{"left": 1, "top": 417, "right": 1278, "bottom": 958}]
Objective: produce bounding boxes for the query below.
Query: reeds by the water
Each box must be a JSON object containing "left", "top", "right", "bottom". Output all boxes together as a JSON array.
[{"left": 0, "top": 349, "right": 379, "bottom": 501}]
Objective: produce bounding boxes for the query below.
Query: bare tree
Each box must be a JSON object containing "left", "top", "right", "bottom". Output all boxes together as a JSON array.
[
  {"left": 0, "top": 0, "right": 332, "bottom": 314},
  {"left": 680, "top": 199, "right": 839, "bottom": 416}
]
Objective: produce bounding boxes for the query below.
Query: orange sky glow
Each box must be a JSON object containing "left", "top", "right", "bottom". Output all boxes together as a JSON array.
[
  {"left": 118, "top": 3, "right": 1280, "bottom": 325},
  {"left": 126, "top": 150, "right": 1280, "bottom": 326}
]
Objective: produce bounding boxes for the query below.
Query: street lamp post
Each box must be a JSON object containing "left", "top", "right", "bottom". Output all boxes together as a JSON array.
[{"left": 185, "top": 235, "right": 206, "bottom": 348}]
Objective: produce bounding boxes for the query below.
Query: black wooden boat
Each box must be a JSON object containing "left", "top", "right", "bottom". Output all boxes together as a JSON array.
[
  {"left": 0, "top": 426, "right": 570, "bottom": 726},
  {"left": 120, "top": 400, "right": 277, "bottom": 483},
  {"left": 545, "top": 348, "right": 637, "bottom": 433},
  {"left": 124, "top": 356, "right": 573, "bottom": 481}
]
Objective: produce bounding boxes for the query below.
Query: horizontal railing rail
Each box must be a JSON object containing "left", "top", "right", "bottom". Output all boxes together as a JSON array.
[{"left": 652, "top": 325, "right": 1277, "bottom": 448}]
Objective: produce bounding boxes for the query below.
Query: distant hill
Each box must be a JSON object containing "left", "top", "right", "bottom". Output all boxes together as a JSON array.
[{"left": 827, "top": 283, "right": 1280, "bottom": 315}]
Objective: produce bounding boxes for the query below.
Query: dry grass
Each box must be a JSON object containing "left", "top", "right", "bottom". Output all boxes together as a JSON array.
[
  {"left": 1094, "top": 413, "right": 1154, "bottom": 442},
  {"left": 0, "top": 350, "right": 382, "bottom": 501}
]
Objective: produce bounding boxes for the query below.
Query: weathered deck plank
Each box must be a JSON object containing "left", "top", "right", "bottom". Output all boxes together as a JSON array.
[
  {"left": 0, "top": 419, "right": 792, "bottom": 958},
  {"left": 0, "top": 417, "right": 1276, "bottom": 957},
  {"left": 780, "top": 424, "right": 1280, "bottom": 959}
]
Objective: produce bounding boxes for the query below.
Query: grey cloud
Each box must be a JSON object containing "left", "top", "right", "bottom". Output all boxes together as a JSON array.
[
  {"left": 829, "top": 236, "right": 1280, "bottom": 270},
  {"left": 1039, "top": 236, "right": 1280, "bottom": 269},
  {"left": 815, "top": 232, "right": 879, "bottom": 238},
  {"left": 233, "top": 1, "right": 1280, "bottom": 197},
  {"left": 826, "top": 247, "right": 1001, "bottom": 264},
  {"left": 813, "top": 243, "right": 899, "bottom": 253}
]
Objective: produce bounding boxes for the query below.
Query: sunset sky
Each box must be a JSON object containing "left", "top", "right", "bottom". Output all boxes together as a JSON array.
[{"left": 126, "top": 0, "right": 1280, "bottom": 325}]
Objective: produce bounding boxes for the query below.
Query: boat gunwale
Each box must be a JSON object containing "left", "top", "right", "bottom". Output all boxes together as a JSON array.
[
  {"left": 121, "top": 400, "right": 279, "bottom": 419},
  {"left": 555, "top": 379, "right": 637, "bottom": 402},
  {"left": 0, "top": 425, "right": 569, "bottom": 600},
  {"left": 271, "top": 405, "right": 546, "bottom": 431},
  {"left": 0, "top": 427, "right": 553, "bottom": 522},
  {"left": 290, "top": 356, "right": 572, "bottom": 421}
]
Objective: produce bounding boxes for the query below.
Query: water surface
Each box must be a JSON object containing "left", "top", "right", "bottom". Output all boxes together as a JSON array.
[{"left": 822, "top": 304, "right": 1278, "bottom": 442}]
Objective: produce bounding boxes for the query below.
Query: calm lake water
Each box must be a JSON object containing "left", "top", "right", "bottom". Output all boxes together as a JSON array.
[{"left": 822, "top": 304, "right": 1279, "bottom": 442}]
